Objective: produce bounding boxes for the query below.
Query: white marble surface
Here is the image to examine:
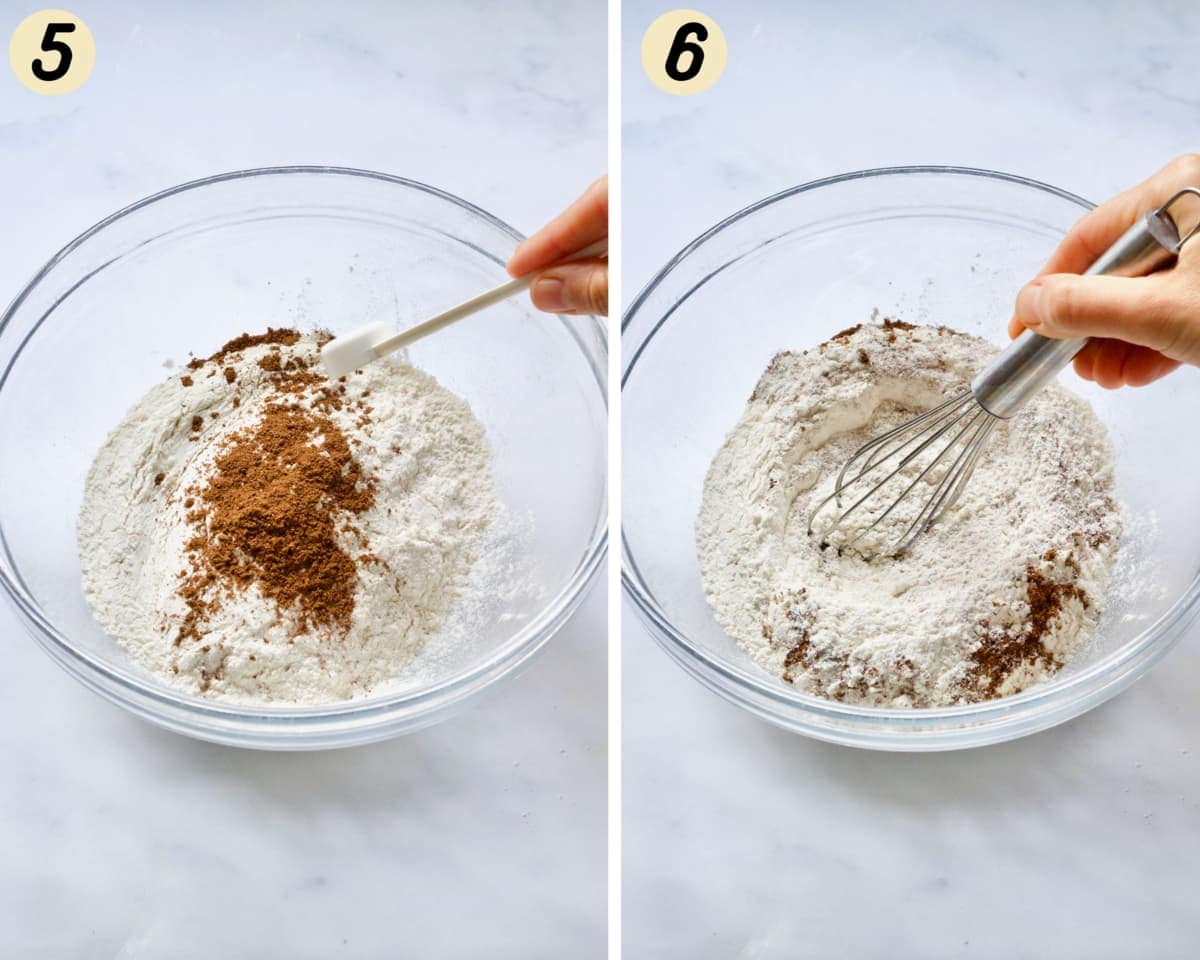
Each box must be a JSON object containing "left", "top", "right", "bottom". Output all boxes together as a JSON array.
[
  {"left": 0, "top": 2, "right": 606, "bottom": 955},
  {"left": 623, "top": 2, "right": 1200, "bottom": 956}
]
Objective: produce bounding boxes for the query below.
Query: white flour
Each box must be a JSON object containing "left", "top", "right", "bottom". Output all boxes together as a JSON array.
[
  {"left": 697, "top": 321, "right": 1122, "bottom": 707},
  {"left": 79, "top": 331, "right": 500, "bottom": 704}
]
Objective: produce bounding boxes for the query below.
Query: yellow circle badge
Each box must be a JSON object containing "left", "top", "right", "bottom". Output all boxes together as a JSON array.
[
  {"left": 641, "top": 9, "right": 727, "bottom": 96},
  {"left": 10, "top": 9, "right": 95, "bottom": 95}
]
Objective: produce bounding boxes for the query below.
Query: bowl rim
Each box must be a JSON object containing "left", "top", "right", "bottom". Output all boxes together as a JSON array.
[
  {"left": 0, "top": 164, "right": 607, "bottom": 730},
  {"left": 621, "top": 163, "right": 1200, "bottom": 733}
]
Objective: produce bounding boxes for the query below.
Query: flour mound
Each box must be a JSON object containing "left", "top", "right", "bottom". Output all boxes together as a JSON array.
[
  {"left": 696, "top": 321, "right": 1122, "bottom": 707},
  {"left": 78, "top": 331, "right": 497, "bottom": 704}
]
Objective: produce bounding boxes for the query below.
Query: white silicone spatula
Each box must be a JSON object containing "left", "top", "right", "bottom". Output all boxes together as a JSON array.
[{"left": 321, "top": 238, "right": 608, "bottom": 377}]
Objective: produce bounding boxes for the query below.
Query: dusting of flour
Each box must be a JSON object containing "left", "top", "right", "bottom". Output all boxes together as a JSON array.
[
  {"left": 696, "top": 321, "right": 1122, "bottom": 707},
  {"left": 78, "top": 331, "right": 509, "bottom": 704}
]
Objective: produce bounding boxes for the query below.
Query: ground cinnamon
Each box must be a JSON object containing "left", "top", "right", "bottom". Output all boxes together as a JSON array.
[
  {"left": 175, "top": 329, "right": 375, "bottom": 646},
  {"left": 967, "top": 562, "right": 1088, "bottom": 696},
  {"left": 178, "top": 402, "right": 375, "bottom": 643},
  {"left": 187, "top": 327, "right": 300, "bottom": 370}
]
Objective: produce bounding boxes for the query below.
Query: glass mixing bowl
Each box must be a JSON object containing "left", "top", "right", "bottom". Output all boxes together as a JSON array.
[
  {"left": 623, "top": 166, "right": 1200, "bottom": 751},
  {"left": 0, "top": 166, "right": 606, "bottom": 749}
]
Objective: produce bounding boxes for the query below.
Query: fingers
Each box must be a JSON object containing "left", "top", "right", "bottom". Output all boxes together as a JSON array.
[
  {"left": 1089, "top": 340, "right": 1137, "bottom": 389},
  {"left": 1008, "top": 155, "right": 1200, "bottom": 390},
  {"left": 507, "top": 175, "right": 608, "bottom": 278},
  {"left": 1038, "top": 155, "right": 1200, "bottom": 277},
  {"left": 1122, "top": 348, "right": 1181, "bottom": 386},
  {"left": 529, "top": 260, "right": 608, "bottom": 315},
  {"left": 1012, "top": 272, "right": 1180, "bottom": 353},
  {"left": 1079, "top": 340, "right": 1181, "bottom": 388},
  {"left": 1040, "top": 189, "right": 1146, "bottom": 277},
  {"left": 1071, "top": 340, "right": 1180, "bottom": 388}
]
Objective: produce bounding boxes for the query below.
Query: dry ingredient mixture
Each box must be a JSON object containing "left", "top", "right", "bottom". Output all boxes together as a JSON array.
[
  {"left": 696, "top": 320, "right": 1122, "bottom": 707},
  {"left": 78, "top": 328, "right": 497, "bottom": 703}
]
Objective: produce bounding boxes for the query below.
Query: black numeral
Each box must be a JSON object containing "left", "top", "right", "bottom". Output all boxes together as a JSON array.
[
  {"left": 32, "top": 22, "right": 76, "bottom": 82},
  {"left": 664, "top": 22, "right": 707, "bottom": 82}
]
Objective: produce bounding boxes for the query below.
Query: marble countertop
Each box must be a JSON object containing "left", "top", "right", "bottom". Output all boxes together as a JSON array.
[
  {"left": 622, "top": 1, "right": 1200, "bottom": 957},
  {"left": 0, "top": 2, "right": 606, "bottom": 955}
]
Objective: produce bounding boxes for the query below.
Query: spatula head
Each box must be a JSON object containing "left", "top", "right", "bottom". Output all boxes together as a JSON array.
[{"left": 320, "top": 322, "right": 392, "bottom": 378}]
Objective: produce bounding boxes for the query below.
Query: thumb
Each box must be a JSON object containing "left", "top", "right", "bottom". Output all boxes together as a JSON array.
[
  {"left": 1014, "top": 273, "right": 1182, "bottom": 356},
  {"left": 530, "top": 261, "right": 608, "bottom": 316}
]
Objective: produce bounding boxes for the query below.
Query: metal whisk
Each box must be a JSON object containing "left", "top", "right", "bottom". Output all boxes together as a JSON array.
[{"left": 809, "top": 187, "right": 1200, "bottom": 559}]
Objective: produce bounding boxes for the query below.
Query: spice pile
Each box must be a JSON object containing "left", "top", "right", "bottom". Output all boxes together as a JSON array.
[
  {"left": 79, "top": 328, "right": 497, "bottom": 703},
  {"left": 696, "top": 321, "right": 1121, "bottom": 707}
]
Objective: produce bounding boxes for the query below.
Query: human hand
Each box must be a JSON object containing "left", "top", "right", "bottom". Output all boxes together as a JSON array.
[
  {"left": 1008, "top": 155, "right": 1200, "bottom": 388},
  {"left": 507, "top": 175, "right": 608, "bottom": 316}
]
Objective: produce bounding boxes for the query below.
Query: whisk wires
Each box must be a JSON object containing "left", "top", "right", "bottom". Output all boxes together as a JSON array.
[{"left": 807, "top": 390, "right": 999, "bottom": 558}]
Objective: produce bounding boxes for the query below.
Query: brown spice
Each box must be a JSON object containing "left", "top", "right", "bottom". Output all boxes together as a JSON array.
[
  {"left": 172, "top": 327, "right": 377, "bottom": 648},
  {"left": 763, "top": 588, "right": 817, "bottom": 685},
  {"left": 180, "top": 376, "right": 193, "bottom": 387},
  {"left": 967, "top": 624, "right": 1049, "bottom": 698},
  {"left": 190, "top": 415, "right": 204, "bottom": 432},
  {"left": 154, "top": 472, "right": 165, "bottom": 486},
  {"left": 966, "top": 564, "right": 1088, "bottom": 697},
  {"left": 881, "top": 316, "right": 916, "bottom": 342},
  {"left": 783, "top": 635, "right": 811, "bottom": 678},
  {"left": 1025, "top": 564, "right": 1088, "bottom": 639},
  {"left": 188, "top": 328, "right": 301, "bottom": 370},
  {"left": 177, "top": 401, "right": 375, "bottom": 644},
  {"left": 814, "top": 316, "right": 952, "bottom": 362},
  {"left": 857, "top": 348, "right": 871, "bottom": 366}
]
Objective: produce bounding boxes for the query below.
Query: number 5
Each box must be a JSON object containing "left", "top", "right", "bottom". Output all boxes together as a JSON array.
[{"left": 32, "top": 22, "right": 76, "bottom": 82}]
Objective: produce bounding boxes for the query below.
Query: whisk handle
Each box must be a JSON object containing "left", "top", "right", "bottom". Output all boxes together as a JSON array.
[{"left": 972, "top": 194, "right": 1193, "bottom": 418}]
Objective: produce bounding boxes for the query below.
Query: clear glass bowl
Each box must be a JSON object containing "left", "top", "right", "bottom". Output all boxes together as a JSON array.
[
  {"left": 622, "top": 166, "right": 1200, "bottom": 751},
  {"left": 0, "top": 166, "right": 607, "bottom": 749}
]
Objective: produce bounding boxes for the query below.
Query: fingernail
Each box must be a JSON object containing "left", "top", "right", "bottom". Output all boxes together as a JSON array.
[
  {"left": 533, "top": 277, "right": 567, "bottom": 312},
  {"left": 1020, "top": 284, "right": 1044, "bottom": 327}
]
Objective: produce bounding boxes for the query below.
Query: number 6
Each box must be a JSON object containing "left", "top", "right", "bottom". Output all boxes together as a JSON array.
[{"left": 664, "top": 22, "right": 707, "bottom": 82}]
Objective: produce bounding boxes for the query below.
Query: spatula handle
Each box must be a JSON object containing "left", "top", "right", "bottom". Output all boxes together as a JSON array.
[{"left": 376, "top": 238, "right": 608, "bottom": 354}]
